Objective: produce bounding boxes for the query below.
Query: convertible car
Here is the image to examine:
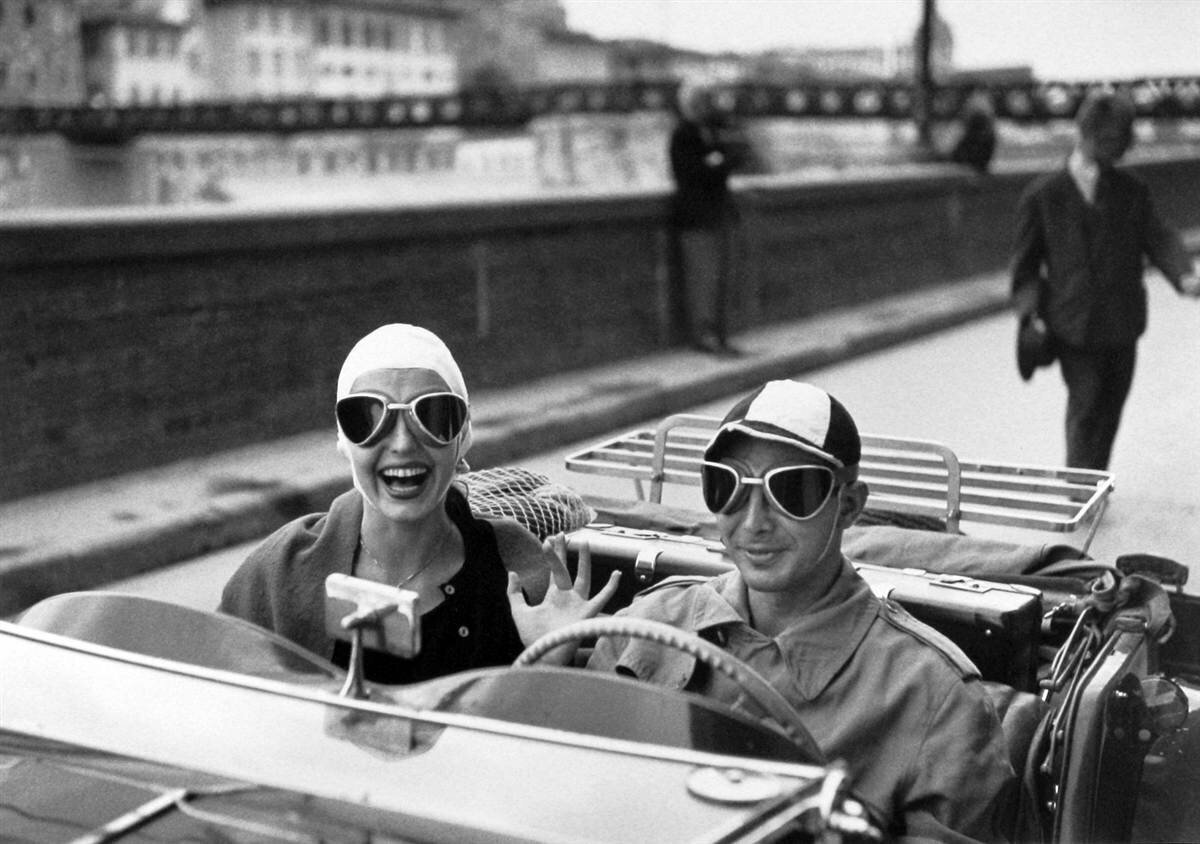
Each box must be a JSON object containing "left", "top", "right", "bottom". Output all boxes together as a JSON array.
[{"left": 1, "top": 415, "right": 1196, "bottom": 843}]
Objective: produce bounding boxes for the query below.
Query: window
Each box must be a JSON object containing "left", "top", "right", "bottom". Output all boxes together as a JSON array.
[
  {"left": 248, "top": 49, "right": 261, "bottom": 77},
  {"left": 341, "top": 17, "right": 353, "bottom": 47},
  {"left": 316, "top": 16, "right": 330, "bottom": 45},
  {"left": 382, "top": 23, "right": 393, "bottom": 50},
  {"left": 274, "top": 50, "right": 284, "bottom": 76},
  {"left": 24, "top": 1, "right": 35, "bottom": 27}
]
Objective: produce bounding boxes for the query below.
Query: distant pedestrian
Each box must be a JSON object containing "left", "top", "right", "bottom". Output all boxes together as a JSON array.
[
  {"left": 949, "top": 90, "right": 997, "bottom": 174},
  {"left": 1011, "top": 90, "right": 1200, "bottom": 470},
  {"left": 669, "top": 80, "right": 741, "bottom": 355}
]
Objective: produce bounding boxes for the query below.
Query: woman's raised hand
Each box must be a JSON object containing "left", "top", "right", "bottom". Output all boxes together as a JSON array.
[{"left": 506, "top": 534, "right": 621, "bottom": 656}]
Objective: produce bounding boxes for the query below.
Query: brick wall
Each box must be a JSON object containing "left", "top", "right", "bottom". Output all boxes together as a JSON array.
[{"left": 5, "top": 156, "right": 1200, "bottom": 501}]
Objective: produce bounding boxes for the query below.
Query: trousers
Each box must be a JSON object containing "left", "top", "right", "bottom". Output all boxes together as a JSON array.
[
  {"left": 677, "top": 220, "right": 734, "bottom": 345},
  {"left": 1057, "top": 343, "right": 1137, "bottom": 470}
]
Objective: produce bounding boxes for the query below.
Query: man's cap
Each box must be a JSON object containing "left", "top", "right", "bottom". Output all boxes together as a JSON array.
[{"left": 704, "top": 380, "right": 861, "bottom": 468}]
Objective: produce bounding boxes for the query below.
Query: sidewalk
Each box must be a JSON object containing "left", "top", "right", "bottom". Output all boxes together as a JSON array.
[{"left": 0, "top": 272, "right": 1013, "bottom": 615}]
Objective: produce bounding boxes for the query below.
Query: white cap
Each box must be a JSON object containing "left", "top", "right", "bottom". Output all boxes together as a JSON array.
[{"left": 337, "top": 324, "right": 468, "bottom": 401}]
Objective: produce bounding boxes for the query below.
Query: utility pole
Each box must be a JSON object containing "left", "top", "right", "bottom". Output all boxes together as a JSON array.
[{"left": 914, "top": 0, "right": 936, "bottom": 158}]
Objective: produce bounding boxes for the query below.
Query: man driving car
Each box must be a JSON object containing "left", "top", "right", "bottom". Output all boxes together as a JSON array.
[{"left": 513, "top": 380, "right": 1016, "bottom": 841}]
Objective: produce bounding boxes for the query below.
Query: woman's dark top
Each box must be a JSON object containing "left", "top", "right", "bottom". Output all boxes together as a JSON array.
[
  {"left": 332, "top": 490, "right": 525, "bottom": 684},
  {"left": 219, "top": 487, "right": 527, "bottom": 684}
]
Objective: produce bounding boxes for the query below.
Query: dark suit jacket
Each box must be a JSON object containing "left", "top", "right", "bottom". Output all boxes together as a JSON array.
[
  {"left": 668, "top": 116, "right": 734, "bottom": 229},
  {"left": 1011, "top": 164, "right": 1191, "bottom": 349}
]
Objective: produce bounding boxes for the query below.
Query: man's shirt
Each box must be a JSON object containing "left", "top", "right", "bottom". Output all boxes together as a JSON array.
[
  {"left": 588, "top": 559, "right": 1017, "bottom": 842},
  {"left": 1067, "top": 148, "right": 1100, "bottom": 205}
]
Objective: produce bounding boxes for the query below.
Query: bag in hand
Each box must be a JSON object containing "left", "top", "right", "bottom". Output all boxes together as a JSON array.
[{"left": 1016, "top": 317, "right": 1055, "bottom": 381}]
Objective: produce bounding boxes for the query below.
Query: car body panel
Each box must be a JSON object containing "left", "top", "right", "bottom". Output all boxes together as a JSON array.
[{"left": 0, "top": 608, "right": 838, "bottom": 844}]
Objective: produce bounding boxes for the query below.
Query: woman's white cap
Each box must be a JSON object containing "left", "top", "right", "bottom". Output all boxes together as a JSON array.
[{"left": 337, "top": 323, "right": 468, "bottom": 401}]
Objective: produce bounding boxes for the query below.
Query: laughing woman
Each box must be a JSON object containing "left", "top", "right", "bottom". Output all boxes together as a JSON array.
[{"left": 219, "top": 324, "right": 616, "bottom": 683}]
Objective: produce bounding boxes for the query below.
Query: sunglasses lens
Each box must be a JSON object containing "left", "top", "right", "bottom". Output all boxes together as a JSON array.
[
  {"left": 336, "top": 395, "right": 388, "bottom": 445},
  {"left": 413, "top": 394, "right": 468, "bottom": 443},
  {"left": 768, "top": 467, "right": 835, "bottom": 519},
  {"left": 701, "top": 462, "right": 740, "bottom": 513}
]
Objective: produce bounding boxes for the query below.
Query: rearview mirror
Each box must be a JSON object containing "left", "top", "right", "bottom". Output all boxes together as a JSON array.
[{"left": 325, "top": 574, "right": 420, "bottom": 698}]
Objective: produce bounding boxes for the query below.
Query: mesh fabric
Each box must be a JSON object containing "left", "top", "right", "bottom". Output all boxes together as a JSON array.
[{"left": 463, "top": 467, "right": 596, "bottom": 540}]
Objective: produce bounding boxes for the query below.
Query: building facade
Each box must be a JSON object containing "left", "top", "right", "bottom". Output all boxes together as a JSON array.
[
  {"left": 539, "top": 27, "right": 608, "bottom": 84},
  {"left": 76, "top": 1, "right": 463, "bottom": 104},
  {"left": 0, "top": 0, "right": 84, "bottom": 106},
  {"left": 203, "top": 0, "right": 460, "bottom": 100},
  {"left": 81, "top": 9, "right": 204, "bottom": 105}
]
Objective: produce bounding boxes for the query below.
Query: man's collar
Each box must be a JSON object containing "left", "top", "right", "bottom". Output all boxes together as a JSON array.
[
  {"left": 700, "top": 561, "right": 878, "bottom": 700},
  {"left": 1069, "top": 148, "right": 1098, "bottom": 179},
  {"left": 1067, "top": 148, "right": 1102, "bottom": 203}
]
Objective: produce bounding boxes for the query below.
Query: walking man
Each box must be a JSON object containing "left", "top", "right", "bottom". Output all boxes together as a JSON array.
[{"left": 1011, "top": 90, "right": 1200, "bottom": 469}]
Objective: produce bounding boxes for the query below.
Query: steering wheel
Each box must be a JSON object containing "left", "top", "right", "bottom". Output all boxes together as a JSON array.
[{"left": 515, "top": 616, "right": 825, "bottom": 763}]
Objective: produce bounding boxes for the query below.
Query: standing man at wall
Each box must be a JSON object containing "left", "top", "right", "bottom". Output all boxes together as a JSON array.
[
  {"left": 669, "top": 81, "right": 740, "bottom": 356},
  {"left": 1011, "top": 89, "right": 1200, "bottom": 470},
  {"left": 949, "top": 89, "right": 998, "bottom": 175}
]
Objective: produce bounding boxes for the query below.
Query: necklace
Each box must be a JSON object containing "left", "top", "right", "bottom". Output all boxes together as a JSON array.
[{"left": 358, "top": 529, "right": 452, "bottom": 589}]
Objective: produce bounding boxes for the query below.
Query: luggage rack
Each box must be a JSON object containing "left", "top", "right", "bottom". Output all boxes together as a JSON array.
[{"left": 566, "top": 413, "right": 1116, "bottom": 553}]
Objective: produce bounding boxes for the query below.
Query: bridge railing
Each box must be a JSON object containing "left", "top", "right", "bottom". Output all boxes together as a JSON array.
[{"left": 5, "top": 78, "right": 1200, "bottom": 142}]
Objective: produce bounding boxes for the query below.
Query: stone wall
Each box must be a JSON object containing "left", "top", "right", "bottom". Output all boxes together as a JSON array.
[{"left": 5, "top": 155, "right": 1200, "bottom": 501}]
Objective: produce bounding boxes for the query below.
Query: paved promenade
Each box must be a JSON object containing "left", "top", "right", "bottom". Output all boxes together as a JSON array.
[{"left": 0, "top": 271, "right": 1012, "bottom": 616}]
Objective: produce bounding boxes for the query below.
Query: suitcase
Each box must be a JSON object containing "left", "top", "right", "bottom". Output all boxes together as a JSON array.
[{"left": 567, "top": 525, "right": 1043, "bottom": 691}]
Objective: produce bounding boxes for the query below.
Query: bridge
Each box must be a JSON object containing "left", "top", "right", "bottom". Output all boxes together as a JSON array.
[{"left": 7, "top": 77, "right": 1200, "bottom": 142}]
